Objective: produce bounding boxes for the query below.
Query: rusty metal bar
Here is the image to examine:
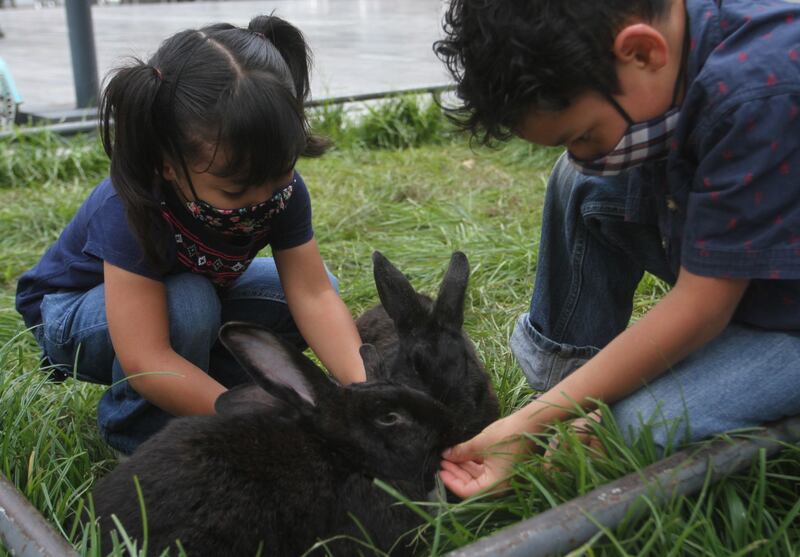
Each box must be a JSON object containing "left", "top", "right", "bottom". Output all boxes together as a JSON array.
[
  {"left": 447, "top": 415, "right": 800, "bottom": 557},
  {"left": 0, "top": 473, "right": 79, "bottom": 557}
]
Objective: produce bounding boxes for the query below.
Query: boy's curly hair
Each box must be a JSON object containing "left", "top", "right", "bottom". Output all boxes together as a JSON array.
[{"left": 434, "top": 0, "right": 671, "bottom": 144}]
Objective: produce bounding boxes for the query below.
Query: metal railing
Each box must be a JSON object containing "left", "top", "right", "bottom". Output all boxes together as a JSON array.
[
  {"left": 447, "top": 415, "right": 800, "bottom": 557},
  {"left": 1, "top": 84, "right": 456, "bottom": 140},
  {"left": 0, "top": 474, "right": 78, "bottom": 557}
]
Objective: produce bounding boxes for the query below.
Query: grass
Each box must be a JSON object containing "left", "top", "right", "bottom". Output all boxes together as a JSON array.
[{"left": 0, "top": 95, "right": 798, "bottom": 556}]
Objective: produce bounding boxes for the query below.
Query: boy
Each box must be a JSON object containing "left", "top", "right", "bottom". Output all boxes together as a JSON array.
[{"left": 436, "top": 0, "right": 800, "bottom": 497}]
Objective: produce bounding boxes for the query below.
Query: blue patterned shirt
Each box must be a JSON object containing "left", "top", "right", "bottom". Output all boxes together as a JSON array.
[{"left": 627, "top": 0, "right": 800, "bottom": 329}]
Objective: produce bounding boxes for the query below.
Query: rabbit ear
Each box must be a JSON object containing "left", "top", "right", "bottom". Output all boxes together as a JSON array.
[
  {"left": 215, "top": 384, "right": 297, "bottom": 418},
  {"left": 372, "top": 251, "right": 427, "bottom": 333},
  {"left": 219, "top": 322, "right": 333, "bottom": 407},
  {"left": 360, "top": 344, "right": 390, "bottom": 382},
  {"left": 433, "top": 251, "right": 469, "bottom": 329}
]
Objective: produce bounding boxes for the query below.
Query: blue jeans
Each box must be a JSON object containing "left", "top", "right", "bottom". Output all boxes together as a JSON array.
[
  {"left": 35, "top": 257, "right": 337, "bottom": 455},
  {"left": 510, "top": 154, "right": 800, "bottom": 452}
]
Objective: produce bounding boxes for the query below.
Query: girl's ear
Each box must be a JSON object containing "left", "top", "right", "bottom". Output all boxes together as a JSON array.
[{"left": 162, "top": 161, "right": 178, "bottom": 182}]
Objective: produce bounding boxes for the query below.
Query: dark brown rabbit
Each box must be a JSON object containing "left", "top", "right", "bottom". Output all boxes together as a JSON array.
[
  {"left": 357, "top": 251, "right": 500, "bottom": 442},
  {"left": 90, "top": 323, "right": 457, "bottom": 556}
]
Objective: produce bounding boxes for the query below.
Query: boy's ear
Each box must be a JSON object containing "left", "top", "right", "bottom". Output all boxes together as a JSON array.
[{"left": 613, "top": 24, "right": 669, "bottom": 70}]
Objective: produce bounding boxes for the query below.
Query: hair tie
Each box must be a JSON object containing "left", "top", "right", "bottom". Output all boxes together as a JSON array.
[
  {"left": 253, "top": 31, "right": 267, "bottom": 40},
  {"left": 152, "top": 67, "right": 163, "bottom": 81}
]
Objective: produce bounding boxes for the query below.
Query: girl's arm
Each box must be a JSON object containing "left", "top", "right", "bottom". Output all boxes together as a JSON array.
[
  {"left": 274, "top": 239, "right": 366, "bottom": 384},
  {"left": 440, "top": 267, "right": 750, "bottom": 497},
  {"left": 104, "top": 261, "right": 226, "bottom": 415}
]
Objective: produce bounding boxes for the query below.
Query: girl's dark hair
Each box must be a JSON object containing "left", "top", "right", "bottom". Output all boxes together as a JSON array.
[
  {"left": 434, "top": 0, "right": 671, "bottom": 144},
  {"left": 100, "top": 15, "right": 329, "bottom": 271}
]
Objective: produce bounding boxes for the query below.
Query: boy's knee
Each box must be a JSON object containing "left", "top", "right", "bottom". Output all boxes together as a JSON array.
[
  {"left": 547, "top": 153, "right": 580, "bottom": 205},
  {"left": 551, "top": 152, "right": 576, "bottom": 183},
  {"left": 164, "top": 273, "right": 222, "bottom": 345},
  {"left": 544, "top": 153, "right": 606, "bottom": 219},
  {"left": 610, "top": 391, "right": 690, "bottom": 456}
]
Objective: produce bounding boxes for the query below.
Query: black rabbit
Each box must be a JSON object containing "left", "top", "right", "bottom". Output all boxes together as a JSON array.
[
  {"left": 90, "top": 322, "right": 458, "bottom": 556},
  {"left": 357, "top": 251, "right": 500, "bottom": 442}
]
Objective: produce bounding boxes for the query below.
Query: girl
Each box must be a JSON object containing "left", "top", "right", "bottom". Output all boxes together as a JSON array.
[{"left": 15, "top": 15, "right": 366, "bottom": 456}]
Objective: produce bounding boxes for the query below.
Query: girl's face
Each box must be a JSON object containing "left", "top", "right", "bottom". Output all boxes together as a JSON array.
[{"left": 162, "top": 152, "right": 294, "bottom": 210}]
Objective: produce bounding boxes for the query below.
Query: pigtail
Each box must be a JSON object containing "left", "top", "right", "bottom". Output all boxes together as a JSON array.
[
  {"left": 247, "top": 15, "right": 331, "bottom": 157},
  {"left": 248, "top": 15, "right": 310, "bottom": 103},
  {"left": 100, "top": 62, "right": 172, "bottom": 272}
]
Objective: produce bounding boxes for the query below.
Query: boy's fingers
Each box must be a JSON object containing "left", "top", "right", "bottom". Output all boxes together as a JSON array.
[
  {"left": 439, "top": 460, "right": 485, "bottom": 498},
  {"left": 442, "top": 440, "right": 481, "bottom": 463},
  {"left": 458, "top": 459, "right": 485, "bottom": 477},
  {"left": 440, "top": 459, "right": 477, "bottom": 482},
  {"left": 438, "top": 469, "right": 466, "bottom": 496},
  {"left": 440, "top": 458, "right": 485, "bottom": 482}
]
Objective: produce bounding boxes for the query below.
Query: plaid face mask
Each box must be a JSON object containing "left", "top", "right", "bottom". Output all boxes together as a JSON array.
[
  {"left": 567, "top": 106, "right": 681, "bottom": 176},
  {"left": 568, "top": 7, "right": 690, "bottom": 177}
]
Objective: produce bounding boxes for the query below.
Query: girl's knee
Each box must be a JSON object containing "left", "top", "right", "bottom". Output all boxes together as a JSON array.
[
  {"left": 164, "top": 273, "right": 221, "bottom": 345},
  {"left": 229, "top": 257, "right": 339, "bottom": 298}
]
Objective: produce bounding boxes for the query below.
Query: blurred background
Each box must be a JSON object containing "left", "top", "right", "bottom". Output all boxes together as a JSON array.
[{"left": 0, "top": 0, "right": 451, "bottom": 116}]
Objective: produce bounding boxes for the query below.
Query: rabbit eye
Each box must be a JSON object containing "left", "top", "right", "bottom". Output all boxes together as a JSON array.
[{"left": 375, "top": 412, "right": 403, "bottom": 427}]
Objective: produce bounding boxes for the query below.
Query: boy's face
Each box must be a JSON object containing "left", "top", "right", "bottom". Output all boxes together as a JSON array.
[
  {"left": 517, "top": 0, "right": 687, "bottom": 161},
  {"left": 517, "top": 91, "right": 633, "bottom": 162},
  {"left": 517, "top": 82, "right": 675, "bottom": 161}
]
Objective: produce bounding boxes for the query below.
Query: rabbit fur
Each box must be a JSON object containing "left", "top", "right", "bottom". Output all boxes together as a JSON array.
[
  {"left": 357, "top": 251, "right": 500, "bottom": 442},
  {"left": 90, "top": 323, "right": 458, "bottom": 556}
]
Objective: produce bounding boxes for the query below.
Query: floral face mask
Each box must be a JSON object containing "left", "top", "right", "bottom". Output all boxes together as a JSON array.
[{"left": 183, "top": 177, "right": 296, "bottom": 237}]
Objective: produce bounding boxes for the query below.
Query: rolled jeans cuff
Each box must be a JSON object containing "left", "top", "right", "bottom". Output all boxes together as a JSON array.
[{"left": 510, "top": 313, "right": 599, "bottom": 391}]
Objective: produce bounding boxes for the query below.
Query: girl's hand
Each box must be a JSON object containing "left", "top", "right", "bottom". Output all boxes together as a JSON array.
[
  {"left": 274, "top": 240, "right": 366, "bottom": 384},
  {"left": 439, "top": 415, "right": 530, "bottom": 498}
]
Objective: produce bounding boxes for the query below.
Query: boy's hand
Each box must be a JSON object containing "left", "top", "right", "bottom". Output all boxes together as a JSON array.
[{"left": 439, "top": 416, "right": 530, "bottom": 498}]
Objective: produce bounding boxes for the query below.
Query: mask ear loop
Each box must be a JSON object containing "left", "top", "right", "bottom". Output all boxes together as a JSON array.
[
  {"left": 601, "top": 7, "right": 691, "bottom": 127},
  {"left": 602, "top": 92, "right": 636, "bottom": 126}
]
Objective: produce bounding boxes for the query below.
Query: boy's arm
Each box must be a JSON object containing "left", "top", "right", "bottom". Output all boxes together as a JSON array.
[
  {"left": 440, "top": 267, "right": 749, "bottom": 497},
  {"left": 274, "top": 239, "right": 366, "bottom": 384}
]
